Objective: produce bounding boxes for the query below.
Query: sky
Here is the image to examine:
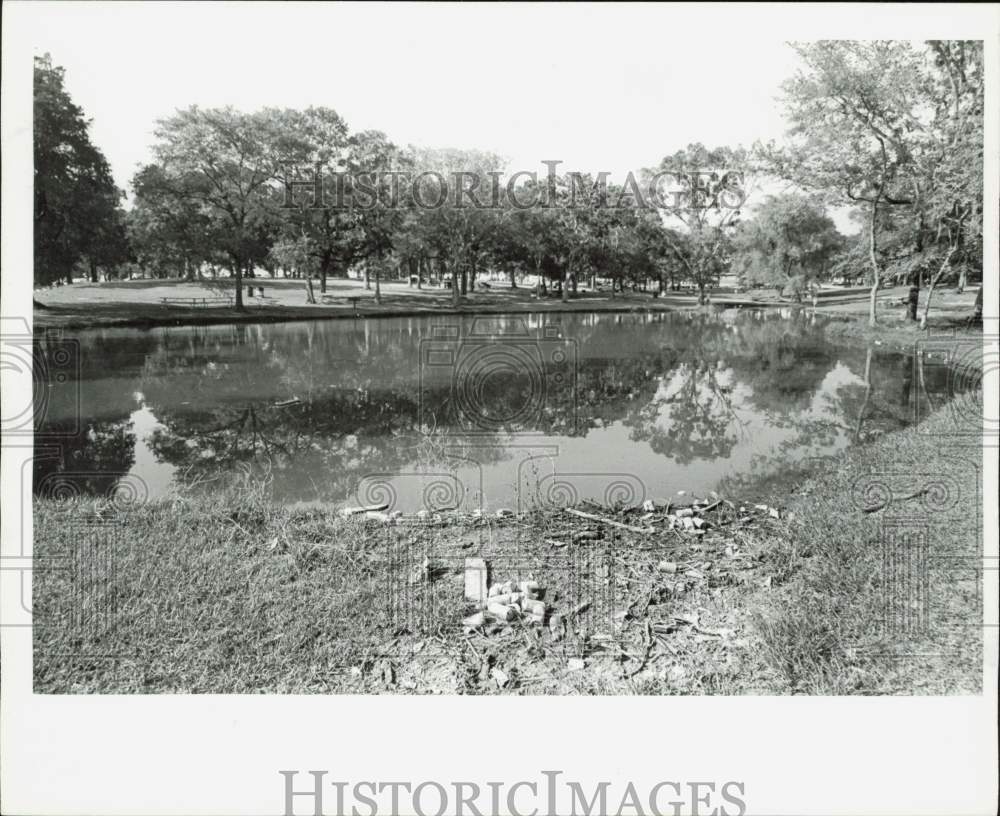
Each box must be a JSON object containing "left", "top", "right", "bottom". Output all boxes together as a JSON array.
[{"left": 15, "top": 3, "right": 899, "bottom": 233}]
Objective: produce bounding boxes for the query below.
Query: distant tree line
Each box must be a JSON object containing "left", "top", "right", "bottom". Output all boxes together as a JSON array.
[{"left": 34, "top": 41, "right": 983, "bottom": 325}]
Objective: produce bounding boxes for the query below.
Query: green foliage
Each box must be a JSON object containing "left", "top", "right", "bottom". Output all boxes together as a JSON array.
[
  {"left": 33, "top": 54, "right": 126, "bottom": 285},
  {"left": 733, "top": 193, "right": 844, "bottom": 293},
  {"left": 765, "top": 41, "right": 984, "bottom": 320}
]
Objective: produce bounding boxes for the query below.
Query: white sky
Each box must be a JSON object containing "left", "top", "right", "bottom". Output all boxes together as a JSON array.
[{"left": 18, "top": 3, "right": 994, "bottom": 235}]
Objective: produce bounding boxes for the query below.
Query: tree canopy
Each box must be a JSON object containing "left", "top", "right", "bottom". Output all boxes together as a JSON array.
[{"left": 34, "top": 54, "right": 127, "bottom": 286}]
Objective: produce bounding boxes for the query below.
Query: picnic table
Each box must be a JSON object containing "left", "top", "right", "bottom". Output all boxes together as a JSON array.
[
  {"left": 160, "top": 296, "right": 233, "bottom": 307},
  {"left": 320, "top": 294, "right": 363, "bottom": 315}
]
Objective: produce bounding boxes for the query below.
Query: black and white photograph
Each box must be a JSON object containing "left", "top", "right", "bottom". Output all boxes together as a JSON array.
[{"left": 2, "top": 2, "right": 997, "bottom": 815}]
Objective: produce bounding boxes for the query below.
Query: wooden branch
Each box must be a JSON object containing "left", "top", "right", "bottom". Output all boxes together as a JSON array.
[{"left": 563, "top": 507, "right": 653, "bottom": 534}]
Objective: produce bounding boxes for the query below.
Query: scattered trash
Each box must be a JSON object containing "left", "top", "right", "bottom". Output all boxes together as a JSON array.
[
  {"left": 448, "top": 490, "right": 791, "bottom": 681},
  {"left": 519, "top": 580, "right": 542, "bottom": 599},
  {"left": 491, "top": 667, "right": 510, "bottom": 688},
  {"left": 464, "top": 557, "right": 488, "bottom": 603},
  {"left": 487, "top": 602, "right": 518, "bottom": 622},
  {"left": 549, "top": 614, "right": 565, "bottom": 642},
  {"left": 522, "top": 599, "right": 546, "bottom": 617},
  {"left": 488, "top": 592, "right": 522, "bottom": 607}
]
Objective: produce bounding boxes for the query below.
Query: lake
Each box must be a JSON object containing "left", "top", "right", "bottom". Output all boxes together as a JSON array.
[{"left": 32, "top": 310, "right": 950, "bottom": 512}]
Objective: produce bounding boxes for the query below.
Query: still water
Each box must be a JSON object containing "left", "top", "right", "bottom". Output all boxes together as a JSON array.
[{"left": 32, "top": 310, "right": 948, "bottom": 512}]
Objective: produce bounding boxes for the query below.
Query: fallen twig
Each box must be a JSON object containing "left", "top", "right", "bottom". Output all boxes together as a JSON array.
[
  {"left": 564, "top": 507, "right": 653, "bottom": 534},
  {"left": 624, "top": 620, "right": 654, "bottom": 679}
]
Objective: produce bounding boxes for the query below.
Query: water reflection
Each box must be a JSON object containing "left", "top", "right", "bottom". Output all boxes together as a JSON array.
[{"left": 33, "top": 311, "right": 952, "bottom": 511}]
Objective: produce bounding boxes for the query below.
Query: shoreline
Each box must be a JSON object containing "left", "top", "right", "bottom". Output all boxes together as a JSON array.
[
  {"left": 33, "top": 297, "right": 689, "bottom": 332},
  {"left": 31, "top": 278, "right": 979, "bottom": 335}
]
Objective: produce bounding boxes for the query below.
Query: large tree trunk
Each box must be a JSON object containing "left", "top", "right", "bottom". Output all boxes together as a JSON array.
[
  {"left": 233, "top": 256, "right": 244, "bottom": 309},
  {"left": 374, "top": 263, "right": 382, "bottom": 304},
  {"left": 867, "top": 202, "right": 881, "bottom": 327},
  {"left": 89, "top": 259, "right": 98, "bottom": 283},
  {"left": 561, "top": 263, "right": 570, "bottom": 302}
]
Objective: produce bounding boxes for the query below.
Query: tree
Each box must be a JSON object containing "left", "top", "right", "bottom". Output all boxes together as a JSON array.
[
  {"left": 774, "top": 42, "right": 931, "bottom": 325},
  {"left": 917, "top": 41, "right": 984, "bottom": 324},
  {"left": 130, "top": 164, "right": 221, "bottom": 278},
  {"left": 147, "top": 106, "right": 286, "bottom": 308},
  {"left": 275, "top": 107, "right": 355, "bottom": 293},
  {"left": 643, "top": 144, "right": 750, "bottom": 304},
  {"left": 406, "top": 148, "right": 506, "bottom": 306},
  {"left": 348, "top": 131, "right": 409, "bottom": 304},
  {"left": 771, "top": 41, "right": 983, "bottom": 326},
  {"left": 34, "top": 54, "right": 126, "bottom": 286},
  {"left": 733, "top": 193, "right": 844, "bottom": 298}
]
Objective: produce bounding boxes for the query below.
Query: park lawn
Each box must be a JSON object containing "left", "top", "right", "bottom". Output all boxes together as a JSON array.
[
  {"left": 33, "top": 277, "right": 981, "bottom": 332},
  {"left": 33, "top": 392, "right": 984, "bottom": 695}
]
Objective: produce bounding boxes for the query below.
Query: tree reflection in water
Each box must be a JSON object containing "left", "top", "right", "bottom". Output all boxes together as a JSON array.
[{"left": 33, "top": 311, "right": 957, "bottom": 509}]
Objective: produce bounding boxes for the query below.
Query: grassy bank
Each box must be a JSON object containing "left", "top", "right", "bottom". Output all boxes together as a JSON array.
[
  {"left": 33, "top": 394, "right": 983, "bottom": 694},
  {"left": 751, "top": 390, "right": 983, "bottom": 694}
]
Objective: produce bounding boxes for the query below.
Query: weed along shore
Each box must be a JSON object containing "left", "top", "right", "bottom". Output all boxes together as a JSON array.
[{"left": 33, "top": 393, "right": 981, "bottom": 695}]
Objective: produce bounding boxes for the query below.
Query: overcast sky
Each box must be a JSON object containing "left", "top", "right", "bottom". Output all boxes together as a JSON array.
[{"left": 23, "top": 3, "right": 960, "bottom": 234}]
